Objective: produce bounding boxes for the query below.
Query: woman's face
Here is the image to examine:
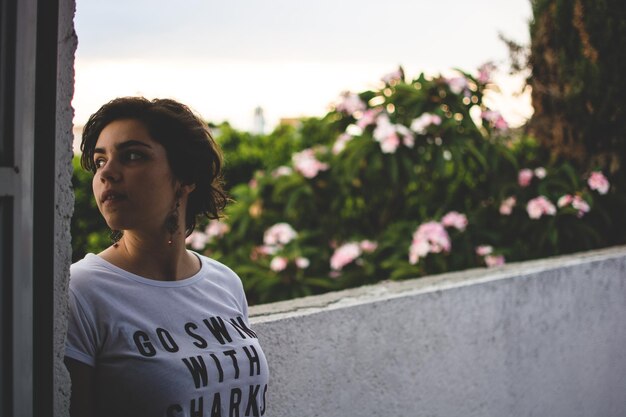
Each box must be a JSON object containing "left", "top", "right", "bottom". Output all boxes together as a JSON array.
[{"left": 92, "top": 119, "right": 179, "bottom": 234}]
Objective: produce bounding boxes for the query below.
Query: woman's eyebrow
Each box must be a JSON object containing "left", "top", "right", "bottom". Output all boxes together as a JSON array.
[{"left": 93, "top": 140, "right": 152, "bottom": 154}]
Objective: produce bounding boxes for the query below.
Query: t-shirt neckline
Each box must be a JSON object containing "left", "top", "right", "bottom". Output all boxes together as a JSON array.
[{"left": 85, "top": 252, "right": 206, "bottom": 288}]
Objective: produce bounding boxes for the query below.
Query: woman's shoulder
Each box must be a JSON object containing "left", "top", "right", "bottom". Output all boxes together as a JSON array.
[
  {"left": 70, "top": 253, "right": 101, "bottom": 282},
  {"left": 195, "top": 253, "right": 249, "bottom": 315},
  {"left": 70, "top": 253, "right": 99, "bottom": 272},
  {"left": 69, "top": 253, "right": 121, "bottom": 294},
  {"left": 196, "top": 253, "right": 244, "bottom": 290}
]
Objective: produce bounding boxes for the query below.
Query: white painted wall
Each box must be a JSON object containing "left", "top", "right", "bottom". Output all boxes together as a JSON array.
[{"left": 251, "top": 246, "right": 626, "bottom": 417}]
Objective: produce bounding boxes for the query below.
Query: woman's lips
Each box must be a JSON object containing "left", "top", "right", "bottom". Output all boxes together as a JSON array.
[{"left": 101, "top": 190, "right": 127, "bottom": 205}]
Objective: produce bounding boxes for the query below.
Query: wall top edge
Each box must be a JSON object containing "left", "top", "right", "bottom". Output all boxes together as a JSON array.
[{"left": 249, "top": 245, "right": 626, "bottom": 323}]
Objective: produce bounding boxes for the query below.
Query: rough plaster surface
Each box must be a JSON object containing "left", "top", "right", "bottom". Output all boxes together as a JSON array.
[
  {"left": 55, "top": 0, "right": 76, "bottom": 415},
  {"left": 250, "top": 247, "right": 626, "bottom": 417}
]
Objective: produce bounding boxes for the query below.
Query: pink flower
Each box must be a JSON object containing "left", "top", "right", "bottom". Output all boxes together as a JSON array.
[
  {"left": 332, "top": 133, "right": 353, "bottom": 155},
  {"left": 482, "top": 110, "right": 508, "bottom": 130},
  {"left": 557, "top": 194, "right": 573, "bottom": 208},
  {"left": 441, "top": 211, "right": 468, "bottom": 231},
  {"left": 336, "top": 92, "right": 366, "bottom": 115},
  {"left": 272, "top": 166, "right": 293, "bottom": 177},
  {"left": 248, "top": 178, "right": 258, "bottom": 189},
  {"left": 484, "top": 254, "right": 505, "bottom": 267},
  {"left": 408, "top": 221, "right": 451, "bottom": 264},
  {"left": 184, "top": 221, "right": 227, "bottom": 249},
  {"left": 360, "top": 240, "right": 378, "bottom": 253},
  {"left": 185, "top": 231, "right": 208, "bottom": 250},
  {"left": 588, "top": 171, "right": 609, "bottom": 194},
  {"left": 410, "top": 113, "right": 442, "bottom": 135},
  {"left": 572, "top": 195, "right": 590, "bottom": 217},
  {"left": 330, "top": 242, "right": 362, "bottom": 271},
  {"left": 417, "top": 222, "right": 451, "bottom": 253},
  {"left": 526, "top": 196, "right": 557, "bottom": 219},
  {"left": 494, "top": 118, "right": 508, "bottom": 130},
  {"left": 403, "top": 133, "right": 415, "bottom": 148},
  {"left": 205, "top": 220, "right": 229, "bottom": 240},
  {"left": 395, "top": 124, "right": 414, "bottom": 148},
  {"left": 292, "top": 149, "right": 329, "bottom": 178},
  {"left": 256, "top": 244, "right": 278, "bottom": 256},
  {"left": 295, "top": 257, "right": 310, "bottom": 269},
  {"left": 499, "top": 196, "right": 516, "bottom": 215},
  {"left": 475, "top": 245, "right": 493, "bottom": 256},
  {"left": 477, "top": 61, "right": 496, "bottom": 84},
  {"left": 518, "top": 169, "right": 533, "bottom": 187},
  {"left": 534, "top": 167, "right": 547, "bottom": 179},
  {"left": 373, "top": 114, "right": 414, "bottom": 154},
  {"left": 408, "top": 239, "right": 429, "bottom": 265},
  {"left": 373, "top": 119, "right": 397, "bottom": 152},
  {"left": 373, "top": 114, "right": 395, "bottom": 141},
  {"left": 560, "top": 194, "right": 590, "bottom": 217},
  {"left": 381, "top": 68, "right": 403, "bottom": 84},
  {"left": 356, "top": 108, "right": 382, "bottom": 129},
  {"left": 263, "top": 223, "right": 297, "bottom": 246},
  {"left": 380, "top": 134, "right": 401, "bottom": 154},
  {"left": 447, "top": 76, "right": 469, "bottom": 95},
  {"left": 270, "top": 256, "right": 288, "bottom": 272},
  {"left": 251, "top": 245, "right": 277, "bottom": 261}
]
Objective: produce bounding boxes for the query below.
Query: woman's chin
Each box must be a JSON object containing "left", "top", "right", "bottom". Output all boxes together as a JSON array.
[{"left": 104, "top": 218, "right": 130, "bottom": 232}]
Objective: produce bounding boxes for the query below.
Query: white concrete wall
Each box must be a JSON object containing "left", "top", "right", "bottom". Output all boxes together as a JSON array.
[
  {"left": 250, "top": 246, "right": 626, "bottom": 417},
  {"left": 55, "top": 0, "right": 76, "bottom": 414}
]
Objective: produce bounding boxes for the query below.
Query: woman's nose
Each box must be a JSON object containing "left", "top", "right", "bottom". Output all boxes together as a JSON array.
[{"left": 99, "top": 159, "right": 121, "bottom": 182}]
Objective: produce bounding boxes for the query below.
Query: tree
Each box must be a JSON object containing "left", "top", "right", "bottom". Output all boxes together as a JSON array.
[{"left": 528, "top": 0, "right": 626, "bottom": 173}]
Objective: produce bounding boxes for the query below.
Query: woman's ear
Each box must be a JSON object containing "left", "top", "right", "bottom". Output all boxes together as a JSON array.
[{"left": 180, "top": 182, "right": 196, "bottom": 196}]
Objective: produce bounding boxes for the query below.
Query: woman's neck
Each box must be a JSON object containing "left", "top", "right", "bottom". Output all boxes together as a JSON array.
[{"left": 99, "top": 229, "right": 200, "bottom": 281}]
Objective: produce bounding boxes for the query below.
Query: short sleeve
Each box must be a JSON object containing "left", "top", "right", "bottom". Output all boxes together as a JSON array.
[
  {"left": 65, "top": 287, "right": 98, "bottom": 366},
  {"left": 240, "top": 285, "right": 250, "bottom": 325},
  {"left": 231, "top": 267, "right": 250, "bottom": 325},
  {"left": 203, "top": 254, "right": 251, "bottom": 324}
]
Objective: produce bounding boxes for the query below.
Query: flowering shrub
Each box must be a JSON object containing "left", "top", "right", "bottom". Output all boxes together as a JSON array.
[
  {"left": 212, "top": 67, "right": 621, "bottom": 303},
  {"left": 71, "top": 65, "right": 623, "bottom": 304}
]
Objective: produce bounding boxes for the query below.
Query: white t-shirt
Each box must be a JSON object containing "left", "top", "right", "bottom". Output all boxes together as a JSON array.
[{"left": 65, "top": 253, "right": 269, "bottom": 417}]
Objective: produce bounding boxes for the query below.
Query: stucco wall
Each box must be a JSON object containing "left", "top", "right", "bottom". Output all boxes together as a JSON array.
[
  {"left": 251, "top": 246, "right": 626, "bottom": 417},
  {"left": 55, "top": 0, "right": 76, "bottom": 415}
]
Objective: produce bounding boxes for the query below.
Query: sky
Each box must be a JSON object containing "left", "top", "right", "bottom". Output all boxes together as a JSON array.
[{"left": 73, "top": 0, "right": 533, "bottom": 132}]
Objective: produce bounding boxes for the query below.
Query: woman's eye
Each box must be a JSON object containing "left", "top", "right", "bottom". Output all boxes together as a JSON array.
[
  {"left": 94, "top": 158, "right": 106, "bottom": 169},
  {"left": 126, "top": 151, "right": 144, "bottom": 161}
]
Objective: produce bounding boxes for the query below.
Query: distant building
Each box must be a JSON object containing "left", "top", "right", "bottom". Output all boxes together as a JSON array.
[
  {"left": 278, "top": 117, "right": 302, "bottom": 128},
  {"left": 252, "top": 106, "right": 265, "bottom": 134}
]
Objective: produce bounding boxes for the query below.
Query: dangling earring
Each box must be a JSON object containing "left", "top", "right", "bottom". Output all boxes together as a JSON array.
[
  {"left": 110, "top": 230, "right": 123, "bottom": 248},
  {"left": 165, "top": 197, "right": 181, "bottom": 245}
]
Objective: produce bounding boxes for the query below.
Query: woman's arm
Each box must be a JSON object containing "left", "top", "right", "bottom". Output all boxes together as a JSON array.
[{"left": 64, "top": 357, "right": 96, "bottom": 417}]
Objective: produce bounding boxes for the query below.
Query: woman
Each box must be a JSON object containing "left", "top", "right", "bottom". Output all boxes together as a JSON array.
[{"left": 65, "top": 97, "right": 269, "bottom": 417}]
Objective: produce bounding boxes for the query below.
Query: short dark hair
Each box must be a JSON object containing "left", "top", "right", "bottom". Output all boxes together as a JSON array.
[{"left": 80, "top": 97, "right": 228, "bottom": 235}]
